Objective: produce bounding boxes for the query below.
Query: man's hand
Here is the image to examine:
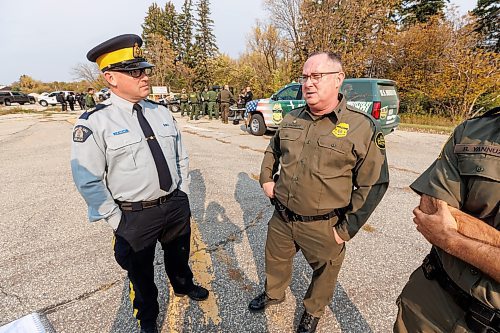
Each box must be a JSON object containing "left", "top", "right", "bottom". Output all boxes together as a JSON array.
[
  {"left": 333, "top": 228, "right": 345, "bottom": 244},
  {"left": 262, "top": 181, "right": 275, "bottom": 199},
  {"left": 413, "top": 200, "right": 458, "bottom": 250}
]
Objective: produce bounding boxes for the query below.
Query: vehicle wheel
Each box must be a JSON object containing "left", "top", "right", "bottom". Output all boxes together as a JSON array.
[
  {"left": 170, "top": 104, "right": 180, "bottom": 113},
  {"left": 5, "top": 99, "right": 11, "bottom": 106},
  {"left": 30, "top": 99, "right": 35, "bottom": 104},
  {"left": 19, "top": 102, "right": 25, "bottom": 105},
  {"left": 39, "top": 100, "right": 48, "bottom": 107},
  {"left": 249, "top": 113, "right": 266, "bottom": 136}
]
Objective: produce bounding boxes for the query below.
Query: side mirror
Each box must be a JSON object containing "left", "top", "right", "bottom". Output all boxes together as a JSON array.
[{"left": 270, "top": 94, "right": 276, "bottom": 101}]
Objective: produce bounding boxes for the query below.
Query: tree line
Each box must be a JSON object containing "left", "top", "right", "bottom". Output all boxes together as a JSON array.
[{"left": 12, "top": 0, "right": 498, "bottom": 120}]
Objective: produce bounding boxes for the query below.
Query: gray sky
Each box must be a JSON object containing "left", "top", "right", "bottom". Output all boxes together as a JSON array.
[{"left": 0, "top": 0, "right": 475, "bottom": 85}]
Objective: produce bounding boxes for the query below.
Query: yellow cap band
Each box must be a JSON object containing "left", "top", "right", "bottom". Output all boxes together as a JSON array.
[{"left": 96, "top": 47, "right": 135, "bottom": 70}]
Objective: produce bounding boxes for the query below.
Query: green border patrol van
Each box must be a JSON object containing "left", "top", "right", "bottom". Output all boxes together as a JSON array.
[{"left": 245, "top": 78, "right": 400, "bottom": 136}]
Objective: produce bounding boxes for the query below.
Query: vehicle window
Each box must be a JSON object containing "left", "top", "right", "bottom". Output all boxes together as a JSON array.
[
  {"left": 12, "top": 92, "right": 21, "bottom": 96},
  {"left": 0, "top": 92, "right": 9, "bottom": 96},
  {"left": 342, "top": 82, "right": 373, "bottom": 102},
  {"left": 276, "top": 85, "right": 300, "bottom": 100},
  {"left": 378, "top": 84, "right": 397, "bottom": 101},
  {"left": 48, "top": 93, "right": 56, "bottom": 97}
]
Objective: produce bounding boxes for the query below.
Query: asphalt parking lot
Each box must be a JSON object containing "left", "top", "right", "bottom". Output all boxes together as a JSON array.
[{"left": 0, "top": 110, "right": 448, "bottom": 332}]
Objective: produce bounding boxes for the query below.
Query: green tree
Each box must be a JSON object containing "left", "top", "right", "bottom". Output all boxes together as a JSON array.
[
  {"left": 178, "top": 0, "right": 195, "bottom": 67},
  {"left": 193, "top": 0, "right": 219, "bottom": 86},
  {"left": 399, "top": 0, "right": 449, "bottom": 26},
  {"left": 142, "top": 3, "right": 165, "bottom": 46},
  {"left": 472, "top": 0, "right": 499, "bottom": 52}
]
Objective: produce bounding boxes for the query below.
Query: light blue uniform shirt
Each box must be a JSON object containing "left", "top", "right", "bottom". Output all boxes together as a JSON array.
[{"left": 71, "top": 92, "right": 190, "bottom": 230}]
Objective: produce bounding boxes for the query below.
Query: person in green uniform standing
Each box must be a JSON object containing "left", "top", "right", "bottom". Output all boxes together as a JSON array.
[
  {"left": 188, "top": 89, "right": 201, "bottom": 121},
  {"left": 248, "top": 51, "right": 389, "bottom": 333},
  {"left": 201, "top": 87, "right": 209, "bottom": 119},
  {"left": 179, "top": 88, "right": 189, "bottom": 117},
  {"left": 394, "top": 107, "right": 500, "bottom": 333},
  {"left": 207, "top": 86, "right": 218, "bottom": 120}
]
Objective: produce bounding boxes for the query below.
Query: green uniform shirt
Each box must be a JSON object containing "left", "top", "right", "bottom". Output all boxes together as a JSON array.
[
  {"left": 180, "top": 93, "right": 188, "bottom": 102},
  {"left": 201, "top": 91, "right": 209, "bottom": 102},
  {"left": 260, "top": 94, "right": 389, "bottom": 241},
  {"left": 189, "top": 92, "right": 200, "bottom": 103},
  {"left": 207, "top": 90, "right": 217, "bottom": 102},
  {"left": 410, "top": 109, "right": 500, "bottom": 309}
]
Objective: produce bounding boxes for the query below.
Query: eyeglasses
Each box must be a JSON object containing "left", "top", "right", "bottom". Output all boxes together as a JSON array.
[
  {"left": 298, "top": 71, "right": 340, "bottom": 84},
  {"left": 116, "top": 67, "right": 153, "bottom": 78}
]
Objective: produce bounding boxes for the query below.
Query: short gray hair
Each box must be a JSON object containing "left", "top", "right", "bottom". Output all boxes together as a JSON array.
[{"left": 308, "top": 51, "right": 342, "bottom": 69}]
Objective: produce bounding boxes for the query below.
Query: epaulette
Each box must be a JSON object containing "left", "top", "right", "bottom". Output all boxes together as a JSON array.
[
  {"left": 346, "top": 103, "right": 379, "bottom": 127},
  {"left": 145, "top": 99, "right": 163, "bottom": 106},
  {"left": 79, "top": 103, "right": 109, "bottom": 119}
]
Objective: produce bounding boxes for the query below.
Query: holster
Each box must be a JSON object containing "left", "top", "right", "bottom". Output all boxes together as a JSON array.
[{"left": 422, "top": 248, "right": 500, "bottom": 333}]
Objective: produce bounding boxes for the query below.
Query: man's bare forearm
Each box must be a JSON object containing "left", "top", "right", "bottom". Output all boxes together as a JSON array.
[
  {"left": 419, "top": 195, "right": 500, "bottom": 247},
  {"left": 445, "top": 232, "right": 500, "bottom": 283}
]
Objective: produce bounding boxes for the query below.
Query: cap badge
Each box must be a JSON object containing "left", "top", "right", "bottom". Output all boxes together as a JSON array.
[{"left": 133, "top": 42, "right": 143, "bottom": 58}]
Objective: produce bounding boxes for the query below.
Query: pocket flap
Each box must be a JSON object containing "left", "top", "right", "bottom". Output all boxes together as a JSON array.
[
  {"left": 156, "top": 126, "right": 177, "bottom": 138},
  {"left": 458, "top": 155, "right": 499, "bottom": 182},
  {"left": 318, "top": 135, "right": 347, "bottom": 154},
  {"left": 280, "top": 129, "right": 302, "bottom": 141},
  {"left": 107, "top": 132, "right": 142, "bottom": 150}
]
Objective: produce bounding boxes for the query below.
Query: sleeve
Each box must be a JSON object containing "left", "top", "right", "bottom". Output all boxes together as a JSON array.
[
  {"left": 173, "top": 119, "right": 190, "bottom": 194},
  {"left": 335, "top": 127, "right": 390, "bottom": 241},
  {"left": 410, "top": 124, "right": 465, "bottom": 208},
  {"left": 70, "top": 119, "right": 122, "bottom": 230},
  {"left": 259, "top": 129, "right": 282, "bottom": 186}
]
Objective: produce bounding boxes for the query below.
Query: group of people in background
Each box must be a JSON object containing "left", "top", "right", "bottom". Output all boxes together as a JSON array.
[
  {"left": 56, "top": 88, "right": 97, "bottom": 112},
  {"left": 177, "top": 85, "right": 253, "bottom": 124}
]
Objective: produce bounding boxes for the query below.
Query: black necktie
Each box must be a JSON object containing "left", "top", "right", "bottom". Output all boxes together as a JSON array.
[{"left": 134, "top": 103, "right": 173, "bottom": 191}]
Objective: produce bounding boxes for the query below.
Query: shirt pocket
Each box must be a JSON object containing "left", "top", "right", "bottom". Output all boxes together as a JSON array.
[
  {"left": 317, "top": 135, "right": 355, "bottom": 176},
  {"left": 106, "top": 132, "right": 142, "bottom": 169},
  {"left": 280, "top": 128, "right": 303, "bottom": 165},
  {"left": 156, "top": 126, "right": 177, "bottom": 157}
]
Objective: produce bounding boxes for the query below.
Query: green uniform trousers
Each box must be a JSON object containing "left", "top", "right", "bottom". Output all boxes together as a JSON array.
[
  {"left": 190, "top": 103, "right": 200, "bottom": 120},
  {"left": 394, "top": 267, "right": 471, "bottom": 333},
  {"left": 264, "top": 211, "right": 345, "bottom": 317},
  {"left": 180, "top": 102, "right": 189, "bottom": 116},
  {"left": 202, "top": 102, "right": 208, "bottom": 116},
  {"left": 207, "top": 102, "right": 218, "bottom": 119}
]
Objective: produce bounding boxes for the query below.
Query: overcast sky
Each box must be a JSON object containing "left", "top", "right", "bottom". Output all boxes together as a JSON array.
[{"left": 1, "top": 0, "right": 475, "bottom": 85}]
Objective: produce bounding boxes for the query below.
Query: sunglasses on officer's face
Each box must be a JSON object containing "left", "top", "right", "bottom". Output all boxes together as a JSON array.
[{"left": 115, "top": 67, "right": 153, "bottom": 78}]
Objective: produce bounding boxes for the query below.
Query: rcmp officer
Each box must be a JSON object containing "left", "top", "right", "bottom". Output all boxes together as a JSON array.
[
  {"left": 207, "top": 86, "right": 218, "bottom": 120},
  {"left": 70, "top": 34, "right": 208, "bottom": 333},
  {"left": 394, "top": 108, "right": 500, "bottom": 333},
  {"left": 248, "top": 52, "right": 389, "bottom": 333},
  {"left": 179, "top": 88, "right": 189, "bottom": 117}
]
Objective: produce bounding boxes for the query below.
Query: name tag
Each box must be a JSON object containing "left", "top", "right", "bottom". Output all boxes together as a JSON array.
[
  {"left": 163, "top": 123, "right": 170, "bottom": 127},
  {"left": 454, "top": 144, "right": 500, "bottom": 157},
  {"left": 113, "top": 129, "right": 129, "bottom": 136}
]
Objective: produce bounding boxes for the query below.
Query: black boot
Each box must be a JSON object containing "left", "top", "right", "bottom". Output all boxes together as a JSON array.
[
  {"left": 296, "top": 312, "right": 320, "bottom": 333},
  {"left": 248, "top": 292, "right": 284, "bottom": 312},
  {"left": 174, "top": 285, "right": 209, "bottom": 301}
]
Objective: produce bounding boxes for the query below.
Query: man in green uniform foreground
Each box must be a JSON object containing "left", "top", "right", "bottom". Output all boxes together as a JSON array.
[
  {"left": 394, "top": 108, "right": 499, "bottom": 333},
  {"left": 179, "top": 88, "right": 189, "bottom": 117},
  {"left": 188, "top": 89, "right": 201, "bottom": 120},
  {"left": 248, "top": 52, "right": 389, "bottom": 333},
  {"left": 207, "top": 86, "right": 218, "bottom": 120}
]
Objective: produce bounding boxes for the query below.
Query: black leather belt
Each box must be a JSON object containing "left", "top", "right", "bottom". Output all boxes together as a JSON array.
[
  {"left": 116, "top": 190, "right": 177, "bottom": 211},
  {"left": 271, "top": 197, "right": 337, "bottom": 222}
]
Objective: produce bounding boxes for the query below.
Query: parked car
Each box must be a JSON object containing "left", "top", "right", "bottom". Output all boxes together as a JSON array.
[
  {"left": 38, "top": 91, "right": 75, "bottom": 107},
  {"left": 0, "top": 91, "right": 32, "bottom": 106},
  {"left": 245, "top": 78, "right": 400, "bottom": 136},
  {"left": 96, "top": 88, "right": 110, "bottom": 101}
]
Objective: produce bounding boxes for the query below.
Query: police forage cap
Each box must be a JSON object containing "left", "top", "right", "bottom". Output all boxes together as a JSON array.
[{"left": 86, "top": 34, "right": 154, "bottom": 72}]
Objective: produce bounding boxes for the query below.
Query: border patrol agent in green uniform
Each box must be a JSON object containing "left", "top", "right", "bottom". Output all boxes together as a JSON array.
[
  {"left": 71, "top": 34, "right": 208, "bottom": 333},
  {"left": 394, "top": 108, "right": 500, "bottom": 333},
  {"left": 207, "top": 87, "right": 218, "bottom": 120},
  {"left": 188, "top": 89, "right": 201, "bottom": 120},
  {"left": 248, "top": 52, "right": 389, "bottom": 333},
  {"left": 201, "top": 87, "right": 209, "bottom": 118},
  {"left": 179, "top": 88, "right": 189, "bottom": 117}
]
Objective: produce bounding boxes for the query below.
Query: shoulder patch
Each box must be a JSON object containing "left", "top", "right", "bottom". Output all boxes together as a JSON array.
[
  {"left": 145, "top": 98, "right": 162, "bottom": 106},
  {"left": 79, "top": 103, "right": 109, "bottom": 119},
  {"left": 73, "top": 125, "right": 93, "bottom": 143},
  {"left": 375, "top": 132, "right": 385, "bottom": 149}
]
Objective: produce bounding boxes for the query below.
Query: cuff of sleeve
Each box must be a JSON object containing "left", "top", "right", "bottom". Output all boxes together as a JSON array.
[
  {"left": 335, "top": 219, "right": 351, "bottom": 241},
  {"left": 106, "top": 211, "right": 122, "bottom": 231}
]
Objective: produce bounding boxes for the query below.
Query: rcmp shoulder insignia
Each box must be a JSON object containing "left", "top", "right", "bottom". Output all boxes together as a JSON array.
[
  {"left": 375, "top": 132, "right": 385, "bottom": 149},
  {"left": 73, "top": 125, "right": 93, "bottom": 143}
]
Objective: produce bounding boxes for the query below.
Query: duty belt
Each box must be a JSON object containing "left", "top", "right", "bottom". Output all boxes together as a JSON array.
[
  {"left": 422, "top": 247, "right": 500, "bottom": 333},
  {"left": 271, "top": 198, "right": 337, "bottom": 222},
  {"left": 116, "top": 190, "right": 177, "bottom": 212}
]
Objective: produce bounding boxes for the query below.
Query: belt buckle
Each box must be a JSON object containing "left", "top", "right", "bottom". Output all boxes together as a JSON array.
[{"left": 159, "top": 196, "right": 168, "bottom": 204}]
